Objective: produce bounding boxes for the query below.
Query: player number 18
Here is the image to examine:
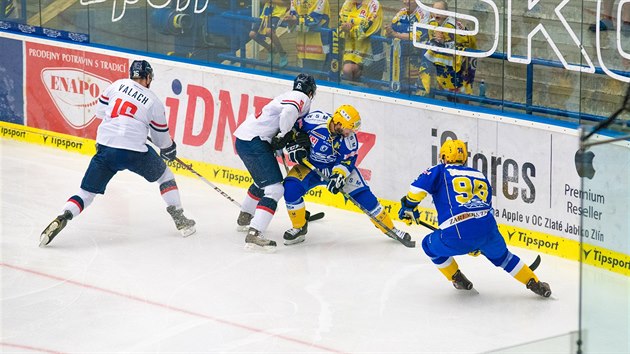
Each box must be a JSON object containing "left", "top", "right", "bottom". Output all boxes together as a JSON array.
[{"left": 111, "top": 98, "right": 138, "bottom": 119}]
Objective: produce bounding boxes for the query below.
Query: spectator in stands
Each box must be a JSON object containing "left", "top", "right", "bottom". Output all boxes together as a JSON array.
[
  {"left": 421, "top": 0, "right": 477, "bottom": 100},
  {"left": 284, "top": 0, "right": 331, "bottom": 75},
  {"left": 250, "top": 0, "right": 291, "bottom": 68},
  {"left": 589, "top": 0, "right": 630, "bottom": 33},
  {"left": 384, "top": 0, "right": 430, "bottom": 95},
  {"left": 338, "top": 0, "right": 384, "bottom": 82}
]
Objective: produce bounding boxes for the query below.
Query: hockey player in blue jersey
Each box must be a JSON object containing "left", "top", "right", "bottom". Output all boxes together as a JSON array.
[
  {"left": 398, "top": 139, "right": 551, "bottom": 297},
  {"left": 281, "top": 105, "right": 413, "bottom": 245}
]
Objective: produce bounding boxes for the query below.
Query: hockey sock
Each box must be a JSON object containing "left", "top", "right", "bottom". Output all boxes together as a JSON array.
[
  {"left": 435, "top": 257, "right": 460, "bottom": 281},
  {"left": 492, "top": 251, "right": 539, "bottom": 285},
  {"left": 249, "top": 183, "right": 283, "bottom": 232},
  {"left": 242, "top": 184, "right": 264, "bottom": 215},
  {"left": 159, "top": 179, "right": 181, "bottom": 209},
  {"left": 286, "top": 200, "right": 307, "bottom": 229},
  {"left": 250, "top": 197, "right": 277, "bottom": 232},
  {"left": 368, "top": 205, "right": 394, "bottom": 233},
  {"left": 511, "top": 261, "right": 539, "bottom": 285},
  {"left": 62, "top": 189, "right": 95, "bottom": 218},
  {"left": 157, "top": 169, "right": 182, "bottom": 208}
]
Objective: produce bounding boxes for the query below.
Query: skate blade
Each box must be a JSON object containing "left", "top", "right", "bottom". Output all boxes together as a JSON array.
[
  {"left": 244, "top": 243, "right": 276, "bottom": 253},
  {"left": 39, "top": 222, "right": 59, "bottom": 247},
  {"left": 39, "top": 234, "right": 51, "bottom": 248},
  {"left": 283, "top": 235, "right": 305, "bottom": 246},
  {"left": 455, "top": 287, "right": 479, "bottom": 295},
  {"left": 180, "top": 226, "right": 196, "bottom": 237}
]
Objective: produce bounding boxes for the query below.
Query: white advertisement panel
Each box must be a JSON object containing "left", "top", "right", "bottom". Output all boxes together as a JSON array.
[{"left": 112, "top": 54, "right": 630, "bottom": 261}]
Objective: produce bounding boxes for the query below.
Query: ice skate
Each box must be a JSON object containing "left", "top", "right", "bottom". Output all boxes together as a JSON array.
[
  {"left": 283, "top": 222, "right": 308, "bottom": 245},
  {"left": 245, "top": 227, "right": 276, "bottom": 251},
  {"left": 236, "top": 211, "right": 253, "bottom": 232},
  {"left": 526, "top": 278, "right": 552, "bottom": 298},
  {"left": 39, "top": 210, "right": 73, "bottom": 247},
  {"left": 167, "top": 206, "right": 196, "bottom": 237},
  {"left": 452, "top": 270, "right": 474, "bottom": 290}
]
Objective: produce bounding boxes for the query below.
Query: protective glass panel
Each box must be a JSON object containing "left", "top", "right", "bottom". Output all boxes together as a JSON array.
[
  {"left": 578, "top": 119, "right": 630, "bottom": 353},
  {"left": 6, "top": 0, "right": 629, "bottom": 125}
]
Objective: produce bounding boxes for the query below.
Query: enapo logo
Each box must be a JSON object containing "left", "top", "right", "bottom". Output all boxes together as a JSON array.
[{"left": 41, "top": 68, "right": 111, "bottom": 129}]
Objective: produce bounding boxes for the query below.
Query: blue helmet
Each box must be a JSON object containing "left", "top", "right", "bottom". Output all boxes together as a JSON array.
[
  {"left": 129, "top": 60, "right": 154, "bottom": 80},
  {"left": 293, "top": 73, "right": 316, "bottom": 97}
]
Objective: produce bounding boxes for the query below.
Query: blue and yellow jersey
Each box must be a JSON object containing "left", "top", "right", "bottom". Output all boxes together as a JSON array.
[
  {"left": 339, "top": 0, "right": 383, "bottom": 40},
  {"left": 338, "top": 0, "right": 383, "bottom": 64},
  {"left": 297, "top": 110, "right": 358, "bottom": 175},
  {"left": 289, "top": 0, "right": 330, "bottom": 26},
  {"left": 407, "top": 164, "right": 493, "bottom": 229},
  {"left": 390, "top": 6, "right": 429, "bottom": 42},
  {"left": 256, "top": 0, "right": 290, "bottom": 34},
  {"left": 290, "top": 0, "right": 331, "bottom": 60},
  {"left": 424, "top": 16, "right": 476, "bottom": 69}
]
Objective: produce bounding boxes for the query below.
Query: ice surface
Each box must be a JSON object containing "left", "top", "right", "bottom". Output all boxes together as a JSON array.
[{"left": 1, "top": 139, "right": 580, "bottom": 353}]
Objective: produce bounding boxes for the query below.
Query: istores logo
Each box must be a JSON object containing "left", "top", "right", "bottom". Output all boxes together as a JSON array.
[{"left": 41, "top": 68, "right": 111, "bottom": 129}]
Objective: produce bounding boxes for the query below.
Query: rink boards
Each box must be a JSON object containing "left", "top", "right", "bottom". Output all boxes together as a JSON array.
[{"left": 1, "top": 31, "right": 629, "bottom": 276}]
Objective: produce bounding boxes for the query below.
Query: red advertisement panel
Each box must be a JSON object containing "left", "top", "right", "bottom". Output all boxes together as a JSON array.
[{"left": 25, "top": 42, "right": 128, "bottom": 138}]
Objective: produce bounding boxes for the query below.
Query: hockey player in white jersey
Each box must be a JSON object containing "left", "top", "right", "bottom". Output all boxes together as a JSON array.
[
  {"left": 40, "top": 60, "right": 195, "bottom": 247},
  {"left": 233, "top": 73, "right": 317, "bottom": 250}
]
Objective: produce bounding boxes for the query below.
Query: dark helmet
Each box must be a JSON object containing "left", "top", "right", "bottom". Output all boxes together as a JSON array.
[
  {"left": 293, "top": 73, "right": 317, "bottom": 97},
  {"left": 129, "top": 60, "right": 154, "bottom": 80}
]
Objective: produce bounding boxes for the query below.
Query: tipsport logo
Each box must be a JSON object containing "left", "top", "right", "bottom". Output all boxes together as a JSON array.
[{"left": 41, "top": 68, "right": 111, "bottom": 129}]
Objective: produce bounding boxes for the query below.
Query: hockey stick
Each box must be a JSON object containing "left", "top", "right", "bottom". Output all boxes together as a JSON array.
[
  {"left": 301, "top": 159, "right": 415, "bottom": 248},
  {"left": 529, "top": 254, "right": 541, "bottom": 271},
  {"left": 174, "top": 156, "right": 325, "bottom": 222},
  {"left": 146, "top": 137, "right": 243, "bottom": 208},
  {"left": 173, "top": 157, "right": 243, "bottom": 208},
  {"left": 404, "top": 211, "right": 441, "bottom": 231}
]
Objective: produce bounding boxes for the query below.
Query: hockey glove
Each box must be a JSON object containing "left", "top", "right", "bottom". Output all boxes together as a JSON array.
[
  {"left": 398, "top": 196, "right": 420, "bottom": 225},
  {"left": 327, "top": 173, "right": 346, "bottom": 194},
  {"left": 270, "top": 130, "right": 298, "bottom": 150},
  {"left": 286, "top": 143, "right": 308, "bottom": 164},
  {"left": 293, "top": 130, "right": 310, "bottom": 149},
  {"left": 160, "top": 141, "right": 177, "bottom": 161}
]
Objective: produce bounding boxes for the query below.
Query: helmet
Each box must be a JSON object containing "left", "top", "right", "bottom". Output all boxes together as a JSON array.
[
  {"left": 331, "top": 104, "right": 361, "bottom": 132},
  {"left": 439, "top": 139, "right": 468, "bottom": 164},
  {"left": 293, "top": 73, "right": 317, "bottom": 97},
  {"left": 129, "top": 60, "right": 154, "bottom": 80}
]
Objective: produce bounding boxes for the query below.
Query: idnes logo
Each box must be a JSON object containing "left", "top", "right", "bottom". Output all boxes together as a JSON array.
[{"left": 41, "top": 68, "right": 111, "bottom": 128}]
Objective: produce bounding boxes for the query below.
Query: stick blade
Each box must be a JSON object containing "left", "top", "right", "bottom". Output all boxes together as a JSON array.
[
  {"left": 529, "top": 255, "right": 542, "bottom": 271},
  {"left": 306, "top": 211, "right": 325, "bottom": 222}
]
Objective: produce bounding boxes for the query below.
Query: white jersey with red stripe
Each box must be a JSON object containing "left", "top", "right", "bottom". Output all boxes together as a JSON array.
[
  {"left": 95, "top": 78, "right": 172, "bottom": 152},
  {"left": 234, "top": 90, "right": 312, "bottom": 143}
]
